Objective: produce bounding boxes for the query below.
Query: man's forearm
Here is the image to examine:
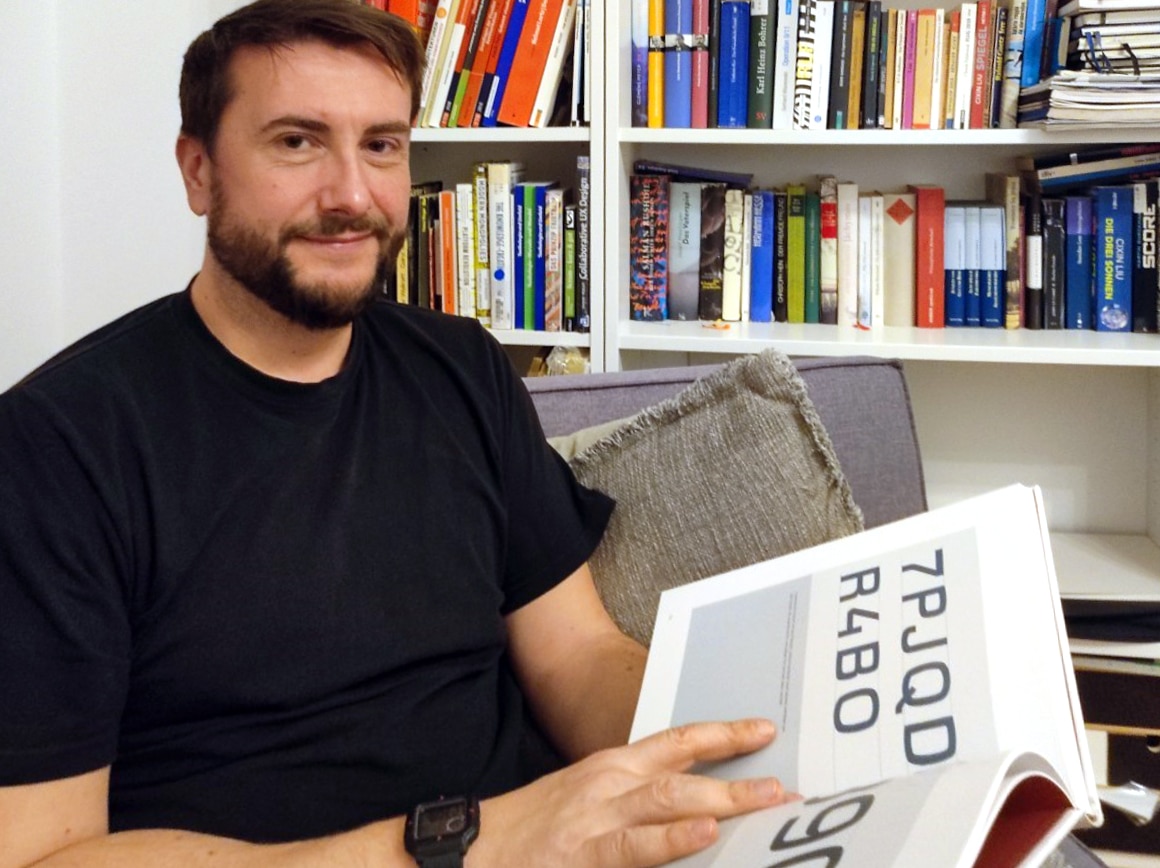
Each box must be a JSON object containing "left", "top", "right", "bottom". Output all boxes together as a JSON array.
[{"left": 25, "top": 820, "right": 408, "bottom": 868}]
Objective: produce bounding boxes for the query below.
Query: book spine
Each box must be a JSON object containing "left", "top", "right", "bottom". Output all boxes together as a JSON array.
[
  {"left": 1133, "top": 180, "right": 1159, "bottom": 333},
  {"left": 748, "top": 0, "right": 774, "bottom": 128},
  {"left": 668, "top": 182, "right": 704, "bottom": 320},
  {"left": 877, "top": 6, "right": 891, "bottom": 128},
  {"left": 529, "top": 0, "right": 578, "bottom": 127},
  {"left": 861, "top": 1, "right": 882, "bottom": 129},
  {"left": 882, "top": 191, "right": 917, "bottom": 327},
  {"left": 910, "top": 8, "right": 936, "bottom": 129},
  {"left": 792, "top": 0, "right": 819, "bottom": 130},
  {"left": 1020, "top": 0, "right": 1048, "bottom": 88},
  {"left": 691, "top": 0, "right": 711, "bottom": 127},
  {"left": 808, "top": 1, "right": 836, "bottom": 129},
  {"left": 828, "top": 1, "right": 854, "bottom": 129},
  {"left": 455, "top": 182, "right": 477, "bottom": 317},
  {"left": 498, "top": 0, "right": 567, "bottom": 127},
  {"left": 985, "top": 4, "right": 1007, "bottom": 128},
  {"left": 471, "top": 163, "right": 491, "bottom": 323},
  {"left": 1023, "top": 192, "right": 1044, "bottom": 330},
  {"left": 786, "top": 184, "right": 807, "bottom": 323},
  {"left": 471, "top": 0, "right": 517, "bottom": 125},
  {"left": 543, "top": 186, "right": 564, "bottom": 330},
  {"left": 665, "top": 0, "right": 696, "bottom": 127},
  {"left": 629, "top": 174, "right": 670, "bottom": 321},
  {"left": 438, "top": 189, "right": 458, "bottom": 313},
  {"left": 869, "top": 191, "right": 884, "bottom": 328},
  {"left": 910, "top": 184, "right": 946, "bottom": 328},
  {"left": 487, "top": 163, "right": 523, "bottom": 328},
  {"left": 985, "top": 172, "right": 1024, "bottom": 329},
  {"left": 944, "top": 204, "right": 967, "bottom": 326},
  {"left": 1092, "top": 185, "right": 1133, "bottom": 332},
  {"left": 631, "top": 0, "right": 650, "bottom": 126},
  {"left": 901, "top": 9, "right": 918, "bottom": 129},
  {"left": 445, "top": 0, "right": 488, "bottom": 127},
  {"left": 943, "top": 11, "right": 961, "bottom": 128},
  {"left": 773, "top": 189, "right": 789, "bottom": 320},
  {"left": 999, "top": 0, "right": 1027, "bottom": 128},
  {"left": 805, "top": 191, "right": 822, "bottom": 322},
  {"left": 707, "top": 0, "right": 722, "bottom": 128},
  {"left": 740, "top": 192, "right": 753, "bottom": 321},
  {"left": 530, "top": 183, "right": 547, "bottom": 328},
  {"left": 1065, "top": 194, "right": 1093, "bottom": 330},
  {"left": 699, "top": 183, "right": 727, "bottom": 319},
  {"left": 575, "top": 155, "right": 591, "bottom": 331},
  {"left": 819, "top": 175, "right": 840, "bottom": 324},
  {"left": 482, "top": 0, "right": 530, "bottom": 125},
  {"left": 649, "top": 0, "right": 667, "bottom": 126},
  {"left": 970, "top": 0, "right": 992, "bottom": 130},
  {"left": 750, "top": 188, "right": 775, "bottom": 322},
  {"left": 1041, "top": 197, "right": 1066, "bottom": 329},
  {"left": 429, "top": 0, "right": 469, "bottom": 127},
  {"left": 845, "top": 3, "right": 866, "bottom": 128},
  {"left": 964, "top": 204, "right": 982, "bottom": 326},
  {"left": 721, "top": 187, "right": 746, "bottom": 320},
  {"left": 420, "top": 0, "right": 457, "bottom": 125},
  {"left": 563, "top": 203, "right": 577, "bottom": 328},
  {"left": 569, "top": 0, "right": 585, "bottom": 125},
  {"left": 836, "top": 180, "right": 859, "bottom": 327},
  {"left": 772, "top": 0, "right": 800, "bottom": 129},
  {"left": 856, "top": 194, "right": 873, "bottom": 327},
  {"left": 928, "top": 8, "right": 946, "bottom": 130},
  {"left": 717, "top": 0, "right": 751, "bottom": 127},
  {"left": 891, "top": 5, "right": 906, "bottom": 128},
  {"left": 954, "top": 2, "right": 976, "bottom": 129},
  {"left": 979, "top": 204, "right": 1005, "bottom": 328}
]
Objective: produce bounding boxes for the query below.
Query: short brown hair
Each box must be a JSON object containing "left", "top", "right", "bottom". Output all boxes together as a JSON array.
[{"left": 180, "top": 0, "right": 424, "bottom": 150}]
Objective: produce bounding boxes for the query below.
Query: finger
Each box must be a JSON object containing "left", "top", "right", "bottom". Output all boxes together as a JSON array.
[
  {"left": 630, "top": 719, "right": 778, "bottom": 774},
  {"left": 584, "top": 817, "right": 721, "bottom": 868},
  {"left": 620, "top": 771, "right": 789, "bottom": 830}
]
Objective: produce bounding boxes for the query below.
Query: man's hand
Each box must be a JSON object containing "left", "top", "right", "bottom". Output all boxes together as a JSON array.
[{"left": 470, "top": 718, "right": 788, "bottom": 868}]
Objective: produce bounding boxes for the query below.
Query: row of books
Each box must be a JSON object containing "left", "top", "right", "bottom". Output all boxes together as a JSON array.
[
  {"left": 392, "top": 157, "right": 592, "bottom": 332},
  {"left": 376, "top": 0, "right": 591, "bottom": 128},
  {"left": 627, "top": 157, "right": 1160, "bottom": 333}
]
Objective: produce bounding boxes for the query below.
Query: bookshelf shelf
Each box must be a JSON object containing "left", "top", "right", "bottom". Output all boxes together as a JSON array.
[
  {"left": 488, "top": 328, "right": 590, "bottom": 348},
  {"left": 618, "top": 127, "right": 1160, "bottom": 148},
  {"left": 411, "top": 126, "right": 591, "bottom": 144}
]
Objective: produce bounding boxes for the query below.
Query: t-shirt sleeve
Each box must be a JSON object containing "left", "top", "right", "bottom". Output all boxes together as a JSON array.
[
  {"left": 0, "top": 387, "right": 131, "bottom": 785},
  {"left": 489, "top": 350, "right": 614, "bottom": 614}
]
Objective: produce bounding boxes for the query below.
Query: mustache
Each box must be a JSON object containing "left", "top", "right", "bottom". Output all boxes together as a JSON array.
[{"left": 283, "top": 214, "right": 392, "bottom": 240}]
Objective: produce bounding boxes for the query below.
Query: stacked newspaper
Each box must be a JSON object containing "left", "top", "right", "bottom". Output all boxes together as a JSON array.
[{"left": 1019, "top": 69, "right": 1160, "bottom": 127}]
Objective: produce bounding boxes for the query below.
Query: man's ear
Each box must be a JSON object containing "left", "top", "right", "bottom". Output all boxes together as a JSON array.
[{"left": 176, "top": 133, "right": 212, "bottom": 217}]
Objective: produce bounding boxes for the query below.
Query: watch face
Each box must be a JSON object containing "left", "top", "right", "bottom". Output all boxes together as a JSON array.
[{"left": 415, "top": 798, "right": 469, "bottom": 840}]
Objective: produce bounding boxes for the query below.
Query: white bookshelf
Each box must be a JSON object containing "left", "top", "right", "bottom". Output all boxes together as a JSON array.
[{"left": 602, "top": 1, "right": 1160, "bottom": 596}]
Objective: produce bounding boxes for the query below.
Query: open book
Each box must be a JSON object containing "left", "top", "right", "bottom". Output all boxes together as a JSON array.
[{"left": 631, "top": 485, "right": 1102, "bottom": 868}]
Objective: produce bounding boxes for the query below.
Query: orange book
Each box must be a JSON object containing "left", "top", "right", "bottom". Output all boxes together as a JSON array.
[
  {"left": 457, "top": 0, "right": 506, "bottom": 127},
  {"left": 647, "top": 0, "right": 665, "bottom": 128},
  {"left": 440, "top": 0, "right": 483, "bottom": 126},
  {"left": 496, "top": 0, "right": 566, "bottom": 127},
  {"left": 908, "top": 184, "right": 945, "bottom": 328},
  {"left": 438, "top": 190, "right": 458, "bottom": 315}
]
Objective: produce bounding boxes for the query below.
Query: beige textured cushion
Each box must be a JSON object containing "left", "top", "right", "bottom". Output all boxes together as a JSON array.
[{"left": 562, "top": 349, "right": 864, "bottom": 646}]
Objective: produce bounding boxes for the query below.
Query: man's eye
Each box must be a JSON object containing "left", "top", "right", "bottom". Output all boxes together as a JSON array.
[
  {"left": 280, "top": 134, "right": 309, "bottom": 150},
  {"left": 367, "top": 138, "right": 402, "bottom": 156}
]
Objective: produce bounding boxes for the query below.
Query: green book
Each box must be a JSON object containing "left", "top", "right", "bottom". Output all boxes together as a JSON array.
[{"left": 804, "top": 191, "right": 821, "bottom": 322}]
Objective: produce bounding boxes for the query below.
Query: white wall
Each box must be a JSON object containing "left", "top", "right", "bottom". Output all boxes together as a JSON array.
[{"left": 0, "top": 1, "right": 241, "bottom": 389}]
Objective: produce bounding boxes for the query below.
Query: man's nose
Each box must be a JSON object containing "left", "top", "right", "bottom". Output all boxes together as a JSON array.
[{"left": 318, "top": 152, "right": 372, "bottom": 216}]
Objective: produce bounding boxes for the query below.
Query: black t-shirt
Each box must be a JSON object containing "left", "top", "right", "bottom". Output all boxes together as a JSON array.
[{"left": 0, "top": 291, "right": 613, "bottom": 842}]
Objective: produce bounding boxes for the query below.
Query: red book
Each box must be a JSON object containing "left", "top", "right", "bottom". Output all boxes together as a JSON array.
[
  {"left": 471, "top": 0, "right": 517, "bottom": 125},
  {"left": 908, "top": 184, "right": 946, "bottom": 328},
  {"left": 496, "top": 0, "right": 566, "bottom": 127},
  {"left": 690, "top": 0, "right": 710, "bottom": 129},
  {"left": 457, "top": 0, "right": 505, "bottom": 127},
  {"left": 970, "top": 0, "right": 992, "bottom": 130}
]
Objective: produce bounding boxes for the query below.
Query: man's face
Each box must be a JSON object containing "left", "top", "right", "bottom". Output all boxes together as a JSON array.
[{"left": 202, "top": 40, "right": 412, "bottom": 329}]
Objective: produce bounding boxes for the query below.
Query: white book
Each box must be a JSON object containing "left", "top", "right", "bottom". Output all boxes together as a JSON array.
[
  {"left": 740, "top": 193, "right": 753, "bottom": 322},
  {"left": 570, "top": 0, "right": 586, "bottom": 125},
  {"left": 486, "top": 161, "right": 525, "bottom": 330},
  {"left": 455, "top": 182, "right": 476, "bottom": 319},
  {"left": 807, "top": 0, "right": 836, "bottom": 129},
  {"left": 721, "top": 188, "right": 746, "bottom": 321},
  {"left": 419, "top": 0, "right": 457, "bottom": 124},
  {"left": 836, "top": 180, "right": 860, "bottom": 328},
  {"left": 423, "top": 0, "right": 465, "bottom": 127},
  {"left": 772, "top": 0, "right": 801, "bottom": 129},
  {"left": 870, "top": 191, "right": 885, "bottom": 328},
  {"left": 882, "top": 191, "right": 917, "bottom": 327},
  {"left": 857, "top": 194, "right": 873, "bottom": 329},
  {"left": 632, "top": 484, "right": 1100, "bottom": 868},
  {"left": 955, "top": 2, "right": 978, "bottom": 130},
  {"left": 530, "top": 0, "right": 579, "bottom": 128}
]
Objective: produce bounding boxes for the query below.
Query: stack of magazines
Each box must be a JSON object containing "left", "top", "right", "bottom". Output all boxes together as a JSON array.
[{"left": 1020, "top": 1, "right": 1160, "bottom": 127}]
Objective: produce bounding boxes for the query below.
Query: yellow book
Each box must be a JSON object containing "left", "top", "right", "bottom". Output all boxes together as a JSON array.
[
  {"left": 648, "top": 0, "right": 665, "bottom": 127},
  {"left": 911, "top": 8, "right": 938, "bottom": 129},
  {"left": 786, "top": 184, "right": 807, "bottom": 323},
  {"left": 846, "top": 4, "right": 866, "bottom": 129}
]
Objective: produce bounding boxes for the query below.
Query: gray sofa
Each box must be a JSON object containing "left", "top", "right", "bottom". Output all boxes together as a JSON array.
[{"left": 526, "top": 355, "right": 928, "bottom": 529}]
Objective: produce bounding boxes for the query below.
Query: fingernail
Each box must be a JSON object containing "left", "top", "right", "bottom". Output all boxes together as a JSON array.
[{"left": 753, "top": 779, "right": 783, "bottom": 802}]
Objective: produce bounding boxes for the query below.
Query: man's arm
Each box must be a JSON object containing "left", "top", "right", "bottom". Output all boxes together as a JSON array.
[{"left": 505, "top": 562, "right": 647, "bottom": 758}]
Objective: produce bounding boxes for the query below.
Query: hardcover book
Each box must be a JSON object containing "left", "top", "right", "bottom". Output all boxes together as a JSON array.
[
  {"left": 909, "top": 184, "right": 946, "bottom": 328},
  {"left": 1091, "top": 185, "right": 1133, "bottom": 332},
  {"left": 691, "top": 0, "right": 712, "bottom": 127},
  {"left": 828, "top": 1, "right": 856, "bottom": 128},
  {"left": 772, "top": 0, "right": 801, "bottom": 128},
  {"left": 717, "top": 0, "right": 752, "bottom": 127},
  {"left": 629, "top": 173, "right": 671, "bottom": 321},
  {"left": 722, "top": 187, "right": 746, "bottom": 320},
  {"left": 882, "top": 192, "right": 917, "bottom": 327},
  {"left": 631, "top": 485, "right": 1101, "bottom": 868},
  {"left": 748, "top": 0, "right": 774, "bottom": 127},
  {"left": 1041, "top": 197, "right": 1067, "bottom": 329},
  {"left": 749, "top": 188, "right": 776, "bottom": 322},
  {"left": 699, "top": 183, "right": 728, "bottom": 320},
  {"left": 980, "top": 203, "right": 1006, "bottom": 327},
  {"left": 668, "top": 182, "right": 705, "bottom": 320},
  {"left": 818, "top": 175, "right": 840, "bottom": 324},
  {"left": 985, "top": 172, "right": 1024, "bottom": 330},
  {"left": 1064, "top": 195, "right": 1093, "bottom": 330},
  {"left": 944, "top": 204, "right": 968, "bottom": 327},
  {"left": 1024, "top": 192, "right": 1044, "bottom": 330},
  {"left": 1133, "top": 179, "right": 1159, "bottom": 333},
  {"left": 665, "top": 0, "right": 695, "bottom": 127}
]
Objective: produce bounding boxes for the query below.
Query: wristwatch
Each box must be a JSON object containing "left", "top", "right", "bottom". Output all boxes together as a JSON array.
[{"left": 403, "top": 795, "right": 480, "bottom": 868}]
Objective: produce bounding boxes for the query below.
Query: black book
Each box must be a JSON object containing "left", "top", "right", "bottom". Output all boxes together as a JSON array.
[
  {"left": 773, "top": 189, "right": 789, "bottom": 322},
  {"left": 1024, "top": 192, "right": 1045, "bottom": 330},
  {"left": 1133, "top": 178, "right": 1159, "bottom": 333},
  {"left": 707, "top": 0, "right": 723, "bottom": 129},
  {"left": 861, "top": 1, "right": 882, "bottom": 129},
  {"left": 828, "top": 1, "right": 856, "bottom": 128},
  {"left": 1041, "top": 197, "right": 1067, "bottom": 329},
  {"left": 698, "top": 183, "right": 727, "bottom": 320}
]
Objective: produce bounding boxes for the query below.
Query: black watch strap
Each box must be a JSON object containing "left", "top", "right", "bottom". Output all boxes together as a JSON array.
[{"left": 414, "top": 854, "right": 465, "bottom": 868}]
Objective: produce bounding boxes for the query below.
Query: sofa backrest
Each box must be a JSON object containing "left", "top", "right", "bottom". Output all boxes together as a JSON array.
[{"left": 525, "top": 356, "right": 927, "bottom": 529}]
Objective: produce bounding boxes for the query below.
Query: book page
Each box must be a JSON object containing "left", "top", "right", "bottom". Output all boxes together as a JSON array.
[{"left": 632, "top": 485, "right": 1099, "bottom": 821}]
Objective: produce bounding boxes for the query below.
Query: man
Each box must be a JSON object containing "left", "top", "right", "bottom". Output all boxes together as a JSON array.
[{"left": 0, "top": 2, "right": 788, "bottom": 865}]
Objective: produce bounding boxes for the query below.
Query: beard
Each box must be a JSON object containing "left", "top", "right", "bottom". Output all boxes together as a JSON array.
[{"left": 206, "top": 180, "right": 404, "bottom": 330}]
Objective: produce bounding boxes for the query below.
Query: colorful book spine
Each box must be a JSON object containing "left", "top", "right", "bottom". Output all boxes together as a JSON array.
[
  {"left": 575, "top": 154, "right": 591, "bottom": 331},
  {"left": 740, "top": 192, "right": 753, "bottom": 321},
  {"left": 665, "top": 0, "right": 695, "bottom": 127},
  {"left": 698, "top": 183, "right": 727, "bottom": 319},
  {"left": 543, "top": 186, "right": 565, "bottom": 330},
  {"left": 563, "top": 203, "right": 577, "bottom": 328},
  {"left": 691, "top": 0, "right": 712, "bottom": 127},
  {"left": 497, "top": 0, "right": 566, "bottom": 127},
  {"left": 1020, "top": 0, "right": 1048, "bottom": 89},
  {"left": 471, "top": 163, "right": 491, "bottom": 323},
  {"left": 668, "top": 181, "right": 704, "bottom": 320},
  {"left": 717, "top": 0, "right": 751, "bottom": 127},
  {"left": 772, "top": 0, "right": 801, "bottom": 129},
  {"left": 999, "top": 0, "right": 1027, "bottom": 128},
  {"left": 986, "top": 4, "right": 1008, "bottom": 128},
  {"left": 1092, "top": 185, "right": 1133, "bottom": 332},
  {"left": 1023, "top": 192, "right": 1044, "bottom": 329},
  {"left": 845, "top": 2, "right": 866, "bottom": 128},
  {"left": 721, "top": 187, "right": 746, "bottom": 320},
  {"left": 828, "top": 1, "right": 855, "bottom": 129},
  {"left": 487, "top": 161, "right": 524, "bottom": 328},
  {"left": 773, "top": 189, "right": 789, "bottom": 320},
  {"left": 471, "top": 0, "right": 517, "bottom": 125},
  {"left": 980, "top": 204, "right": 1006, "bottom": 327},
  {"left": 818, "top": 175, "right": 840, "bottom": 324},
  {"left": 748, "top": 0, "right": 774, "bottom": 128},
  {"left": 963, "top": 204, "right": 982, "bottom": 326},
  {"left": 1065, "top": 195, "right": 1093, "bottom": 330},
  {"left": 629, "top": 174, "right": 670, "bottom": 321},
  {"left": 944, "top": 204, "right": 967, "bottom": 327},
  {"left": 529, "top": 0, "right": 578, "bottom": 127},
  {"left": 807, "top": 0, "right": 836, "bottom": 129},
  {"left": 970, "top": 0, "right": 992, "bottom": 130},
  {"left": 984, "top": 173, "right": 1023, "bottom": 330},
  {"left": 750, "top": 188, "right": 775, "bottom": 322},
  {"left": 953, "top": 2, "right": 976, "bottom": 129},
  {"left": 901, "top": 9, "right": 918, "bottom": 129},
  {"left": 481, "top": 0, "right": 530, "bottom": 125},
  {"left": 792, "top": 0, "right": 820, "bottom": 129},
  {"left": 910, "top": 184, "right": 946, "bottom": 328},
  {"left": 649, "top": 0, "right": 667, "bottom": 126},
  {"left": 444, "top": 0, "right": 488, "bottom": 127},
  {"left": 631, "top": 0, "right": 650, "bottom": 126},
  {"left": 910, "top": 7, "right": 937, "bottom": 129},
  {"left": 1041, "top": 197, "right": 1066, "bottom": 329},
  {"left": 1133, "top": 180, "right": 1159, "bottom": 333},
  {"left": 786, "top": 184, "right": 807, "bottom": 322}
]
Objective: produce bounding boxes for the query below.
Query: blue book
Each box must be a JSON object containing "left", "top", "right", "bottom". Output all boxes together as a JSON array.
[
  {"left": 512, "top": 185, "right": 526, "bottom": 328},
  {"left": 1065, "top": 195, "right": 1093, "bottom": 330},
  {"left": 750, "top": 189, "right": 775, "bottom": 322},
  {"left": 979, "top": 205, "right": 1006, "bottom": 328},
  {"left": 533, "top": 183, "right": 558, "bottom": 331},
  {"left": 717, "top": 0, "right": 750, "bottom": 128},
  {"left": 964, "top": 205, "right": 982, "bottom": 327},
  {"left": 944, "top": 205, "right": 967, "bottom": 326},
  {"left": 632, "top": 0, "right": 650, "bottom": 127},
  {"left": 1091, "top": 185, "right": 1133, "bottom": 332},
  {"left": 665, "top": 0, "right": 694, "bottom": 127},
  {"left": 1020, "top": 0, "right": 1049, "bottom": 89},
  {"left": 482, "top": 0, "right": 531, "bottom": 127}
]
